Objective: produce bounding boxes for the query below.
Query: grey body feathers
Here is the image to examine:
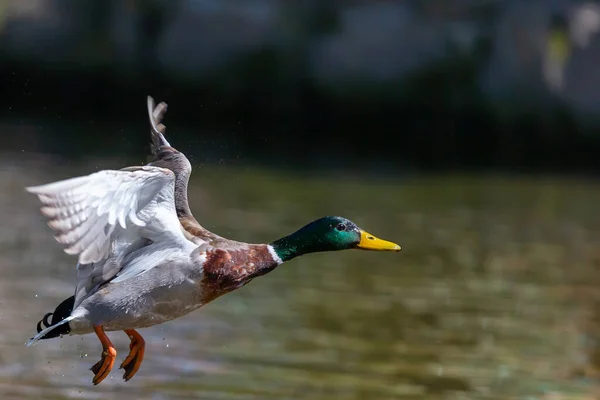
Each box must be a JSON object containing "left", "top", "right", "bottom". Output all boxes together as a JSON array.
[{"left": 70, "top": 253, "right": 206, "bottom": 334}]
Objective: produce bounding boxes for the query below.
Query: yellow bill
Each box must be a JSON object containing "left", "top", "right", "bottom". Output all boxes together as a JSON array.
[{"left": 357, "top": 230, "right": 401, "bottom": 251}]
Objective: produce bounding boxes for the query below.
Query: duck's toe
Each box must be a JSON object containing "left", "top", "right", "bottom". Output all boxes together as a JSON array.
[
  {"left": 91, "top": 347, "right": 116, "bottom": 385},
  {"left": 120, "top": 329, "right": 146, "bottom": 381},
  {"left": 90, "top": 325, "right": 117, "bottom": 385}
]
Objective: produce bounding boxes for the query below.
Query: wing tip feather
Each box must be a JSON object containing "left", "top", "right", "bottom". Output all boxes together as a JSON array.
[
  {"left": 40, "top": 207, "right": 55, "bottom": 218},
  {"left": 29, "top": 165, "right": 174, "bottom": 266}
]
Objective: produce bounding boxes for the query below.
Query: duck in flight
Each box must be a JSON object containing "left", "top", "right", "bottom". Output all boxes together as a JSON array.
[{"left": 27, "top": 97, "right": 401, "bottom": 385}]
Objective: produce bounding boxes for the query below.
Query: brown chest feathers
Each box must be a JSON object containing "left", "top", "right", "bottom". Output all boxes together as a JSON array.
[{"left": 200, "top": 245, "right": 278, "bottom": 304}]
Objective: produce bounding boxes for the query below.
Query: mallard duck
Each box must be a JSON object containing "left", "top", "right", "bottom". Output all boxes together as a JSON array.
[{"left": 26, "top": 97, "right": 401, "bottom": 385}]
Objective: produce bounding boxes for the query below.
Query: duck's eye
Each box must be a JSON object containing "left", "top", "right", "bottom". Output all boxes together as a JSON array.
[{"left": 336, "top": 223, "right": 346, "bottom": 231}]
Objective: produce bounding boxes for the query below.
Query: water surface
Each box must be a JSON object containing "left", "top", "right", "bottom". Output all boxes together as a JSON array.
[{"left": 1, "top": 157, "right": 599, "bottom": 399}]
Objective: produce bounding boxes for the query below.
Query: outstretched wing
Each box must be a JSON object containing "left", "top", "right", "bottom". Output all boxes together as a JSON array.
[
  {"left": 146, "top": 95, "right": 224, "bottom": 243},
  {"left": 27, "top": 166, "right": 176, "bottom": 265}
]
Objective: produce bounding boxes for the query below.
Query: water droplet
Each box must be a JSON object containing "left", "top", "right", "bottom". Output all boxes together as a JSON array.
[
  {"left": 35, "top": 294, "right": 38, "bottom": 298},
  {"left": 166, "top": 344, "right": 169, "bottom": 348}
]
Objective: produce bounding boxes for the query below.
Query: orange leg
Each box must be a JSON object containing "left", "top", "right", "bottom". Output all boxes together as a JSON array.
[
  {"left": 120, "top": 329, "right": 146, "bottom": 381},
  {"left": 90, "top": 325, "right": 116, "bottom": 385}
]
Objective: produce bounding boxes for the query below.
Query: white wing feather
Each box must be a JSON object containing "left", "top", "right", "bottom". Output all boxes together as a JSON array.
[{"left": 27, "top": 166, "right": 176, "bottom": 265}]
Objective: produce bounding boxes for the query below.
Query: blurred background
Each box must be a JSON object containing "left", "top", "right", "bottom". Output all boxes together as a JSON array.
[{"left": 2, "top": 0, "right": 600, "bottom": 399}]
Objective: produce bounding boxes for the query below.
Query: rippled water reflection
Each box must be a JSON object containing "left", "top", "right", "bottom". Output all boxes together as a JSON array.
[{"left": 1, "top": 157, "right": 599, "bottom": 399}]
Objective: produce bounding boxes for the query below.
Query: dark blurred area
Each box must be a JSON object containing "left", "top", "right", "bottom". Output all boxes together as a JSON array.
[{"left": 2, "top": 0, "right": 600, "bottom": 173}]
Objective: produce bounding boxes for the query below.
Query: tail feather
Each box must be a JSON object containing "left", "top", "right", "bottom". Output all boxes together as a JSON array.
[
  {"left": 27, "top": 295, "right": 75, "bottom": 346},
  {"left": 36, "top": 312, "right": 53, "bottom": 334}
]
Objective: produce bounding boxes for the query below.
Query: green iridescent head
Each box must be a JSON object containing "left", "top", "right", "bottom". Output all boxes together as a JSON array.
[{"left": 270, "top": 216, "right": 401, "bottom": 262}]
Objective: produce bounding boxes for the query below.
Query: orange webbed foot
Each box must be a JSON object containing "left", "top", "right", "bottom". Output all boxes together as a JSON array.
[
  {"left": 120, "top": 329, "right": 146, "bottom": 381},
  {"left": 90, "top": 326, "right": 116, "bottom": 385}
]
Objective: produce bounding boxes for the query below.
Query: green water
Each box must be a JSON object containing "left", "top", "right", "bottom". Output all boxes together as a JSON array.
[{"left": 1, "top": 158, "right": 599, "bottom": 399}]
